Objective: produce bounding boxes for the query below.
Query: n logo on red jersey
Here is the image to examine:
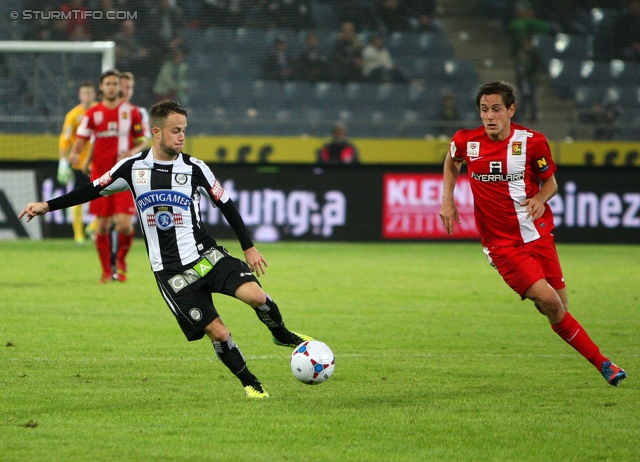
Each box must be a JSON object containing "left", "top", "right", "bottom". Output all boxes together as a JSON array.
[{"left": 537, "top": 156, "right": 550, "bottom": 172}]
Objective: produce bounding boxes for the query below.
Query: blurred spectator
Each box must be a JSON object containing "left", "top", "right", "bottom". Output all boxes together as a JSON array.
[
  {"left": 153, "top": 48, "right": 190, "bottom": 105},
  {"left": 60, "top": 0, "right": 92, "bottom": 40},
  {"left": 23, "top": 0, "right": 57, "bottom": 40},
  {"left": 243, "top": 0, "right": 280, "bottom": 28},
  {"left": 377, "top": 0, "right": 412, "bottom": 32},
  {"left": 534, "top": 0, "right": 590, "bottom": 36},
  {"left": 329, "top": 21, "right": 364, "bottom": 83},
  {"left": 515, "top": 36, "right": 542, "bottom": 123},
  {"left": 509, "top": 0, "right": 552, "bottom": 54},
  {"left": 261, "top": 36, "right": 295, "bottom": 82},
  {"left": 579, "top": 101, "right": 623, "bottom": 140},
  {"left": 411, "top": 11, "right": 443, "bottom": 32},
  {"left": 200, "top": 0, "right": 244, "bottom": 28},
  {"left": 435, "top": 92, "right": 460, "bottom": 137},
  {"left": 296, "top": 31, "right": 331, "bottom": 82},
  {"left": 362, "top": 34, "right": 407, "bottom": 83},
  {"left": 325, "top": 0, "right": 383, "bottom": 32},
  {"left": 91, "top": 0, "right": 121, "bottom": 41},
  {"left": 614, "top": 0, "right": 640, "bottom": 61},
  {"left": 317, "top": 122, "right": 360, "bottom": 164},
  {"left": 277, "top": 0, "right": 314, "bottom": 29},
  {"left": 114, "top": 19, "right": 151, "bottom": 81},
  {"left": 144, "top": 0, "right": 186, "bottom": 52}
]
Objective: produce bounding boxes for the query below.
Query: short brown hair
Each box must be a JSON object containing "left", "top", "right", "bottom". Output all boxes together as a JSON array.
[
  {"left": 149, "top": 100, "right": 188, "bottom": 129},
  {"left": 476, "top": 81, "right": 516, "bottom": 109}
]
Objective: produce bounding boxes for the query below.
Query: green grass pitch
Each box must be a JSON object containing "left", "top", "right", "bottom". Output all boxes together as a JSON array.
[{"left": 1, "top": 239, "right": 639, "bottom": 461}]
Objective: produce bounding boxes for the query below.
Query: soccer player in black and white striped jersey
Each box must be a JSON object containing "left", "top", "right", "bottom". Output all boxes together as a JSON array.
[{"left": 20, "top": 100, "right": 313, "bottom": 399}]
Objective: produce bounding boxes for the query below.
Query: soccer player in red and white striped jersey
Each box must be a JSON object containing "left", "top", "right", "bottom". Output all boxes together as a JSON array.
[
  {"left": 440, "top": 81, "right": 627, "bottom": 386},
  {"left": 70, "top": 70, "right": 147, "bottom": 283}
]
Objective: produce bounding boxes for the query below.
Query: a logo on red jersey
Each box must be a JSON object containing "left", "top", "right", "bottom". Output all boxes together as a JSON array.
[
  {"left": 490, "top": 161, "right": 502, "bottom": 173},
  {"left": 512, "top": 142, "right": 522, "bottom": 155},
  {"left": 94, "top": 111, "right": 103, "bottom": 125},
  {"left": 467, "top": 142, "right": 480, "bottom": 157},
  {"left": 537, "top": 156, "right": 550, "bottom": 172},
  {"left": 122, "top": 112, "right": 128, "bottom": 120},
  {"left": 210, "top": 180, "right": 225, "bottom": 201}
]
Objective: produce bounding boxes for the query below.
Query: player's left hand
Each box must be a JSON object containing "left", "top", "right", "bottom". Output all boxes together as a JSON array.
[
  {"left": 520, "top": 197, "right": 545, "bottom": 220},
  {"left": 244, "top": 247, "right": 268, "bottom": 277}
]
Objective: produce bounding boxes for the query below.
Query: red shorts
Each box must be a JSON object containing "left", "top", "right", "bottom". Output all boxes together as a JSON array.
[
  {"left": 89, "top": 191, "right": 135, "bottom": 217},
  {"left": 483, "top": 233, "right": 565, "bottom": 299}
]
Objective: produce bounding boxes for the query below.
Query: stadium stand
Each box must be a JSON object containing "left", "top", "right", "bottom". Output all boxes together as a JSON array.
[{"left": 2, "top": 0, "right": 637, "bottom": 140}]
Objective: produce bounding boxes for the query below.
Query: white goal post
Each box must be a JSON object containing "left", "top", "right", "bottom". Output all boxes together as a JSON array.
[{"left": 0, "top": 40, "right": 115, "bottom": 72}]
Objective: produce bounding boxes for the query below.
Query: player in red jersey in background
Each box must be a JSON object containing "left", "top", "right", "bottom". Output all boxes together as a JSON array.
[
  {"left": 70, "top": 70, "right": 147, "bottom": 283},
  {"left": 439, "top": 81, "right": 627, "bottom": 386}
]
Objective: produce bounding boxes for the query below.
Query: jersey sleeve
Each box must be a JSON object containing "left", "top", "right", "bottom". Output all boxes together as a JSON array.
[
  {"left": 76, "top": 111, "right": 94, "bottom": 140},
  {"left": 449, "top": 131, "right": 466, "bottom": 162},
  {"left": 130, "top": 107, "right": 146, "bottom": 143},
  {"left": 58, "top": 110, "right": 76, "bottom": 150},
  {"left": 191, "top": 157, "right": 254, "bottom": 250},
  {"left": 530, "top": 133, "right": 557, "bottom": 180}
]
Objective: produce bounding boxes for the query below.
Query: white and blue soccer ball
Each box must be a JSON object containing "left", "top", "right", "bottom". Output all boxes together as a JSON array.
[{"left": 290, "top": 340, "right": 335, "bottom": 385}]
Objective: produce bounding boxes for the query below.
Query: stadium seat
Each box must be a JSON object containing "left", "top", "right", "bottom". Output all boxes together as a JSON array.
[
  {"left": 281, "top": 81, "right": 315, "bottom": 109},
  {"left": 313, "top": 82, "right": 346, "bottom": 110}
]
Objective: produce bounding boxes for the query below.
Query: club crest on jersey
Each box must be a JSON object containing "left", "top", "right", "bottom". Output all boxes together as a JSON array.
[
  {"left": 467, "top": 142, "right": 480, "bottom": 157},
  {"left": 136, "top": 189, "right": 192, "bottom": 212},
  {"left": 512, "top": 142, "right": 522, "bottom": 155},
  {"left": 147, "top": 211, "right": 183, "bottom": 229},
  {"left": 122, "top": 112, "right": 128, "bottom": 120},
  {"left": 94, "top": 111, "right": 103, "bottom": 125},
  {"left": 136, "top": 169, "right": 149, "bottom": 185},
  {"left": 537, "top": 156, "right": 550, "bottom": 172},
  {"left": 175, "top": 173, "right": 187, "bottom": 185}
]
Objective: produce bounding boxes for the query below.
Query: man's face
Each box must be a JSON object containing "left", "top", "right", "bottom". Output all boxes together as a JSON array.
[
  {"left": 100, "top": 75, "right": 120, "bottom": 102},
  {"left": 479, "top": 93, "right": 515, "bottom": 141},
  {"left": 78, "top": 86, "right": 96, "bottom": 106},
  {"left": 157, "top": 113, "right": 186, "bottom": 158},
  {"left": 120, "top": 78, "right": 134, "bottom": 101}
]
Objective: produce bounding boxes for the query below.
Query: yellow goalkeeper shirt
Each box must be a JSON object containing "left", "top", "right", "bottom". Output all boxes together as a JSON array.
[{"left": 59, "top": 103, "right": 96, "bottom": 169}]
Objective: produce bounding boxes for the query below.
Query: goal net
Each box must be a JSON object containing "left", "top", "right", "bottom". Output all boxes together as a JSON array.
[{"left": 0, "top": 40, "right": 114, "bottom": 160}]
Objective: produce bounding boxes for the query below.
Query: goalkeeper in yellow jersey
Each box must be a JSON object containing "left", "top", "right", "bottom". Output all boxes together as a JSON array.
[{"left": 58, "top": 81, "right": 97, "bottom": 245}]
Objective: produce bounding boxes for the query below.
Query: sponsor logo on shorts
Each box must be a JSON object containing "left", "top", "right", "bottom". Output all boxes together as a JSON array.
[{"left": 189, "top": 308, "right": 202, "bottom": 321}]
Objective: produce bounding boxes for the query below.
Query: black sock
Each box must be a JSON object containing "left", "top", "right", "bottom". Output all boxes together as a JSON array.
[
  {"left": 212, "top": 334, "right": 259, "bottom": 387},
  {"left": 253, "top": 294, "right": 292, "bottom": 342}
]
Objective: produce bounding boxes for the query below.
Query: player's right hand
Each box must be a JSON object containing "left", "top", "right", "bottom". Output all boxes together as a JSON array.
[
  {"left": 57, "top": 159, "right": 72, "bottom": 185},
  {"left": 19, "top": 202, "right": 49, "bottom": 222}
]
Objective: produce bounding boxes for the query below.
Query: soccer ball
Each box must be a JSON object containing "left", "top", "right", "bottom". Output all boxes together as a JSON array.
[{"left": 290, "top": 340, "right": 335, "bottom": 385}]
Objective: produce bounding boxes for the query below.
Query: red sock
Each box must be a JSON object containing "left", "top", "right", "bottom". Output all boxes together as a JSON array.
[
  {"left": 95, "top": 233, "right": 112, "bottom": 276},
  {"left": 116, "top": 232, "right": 133, "bottom": 271},
  {"left": 551, "top": 312, "right": 608, "bottom": 370}
]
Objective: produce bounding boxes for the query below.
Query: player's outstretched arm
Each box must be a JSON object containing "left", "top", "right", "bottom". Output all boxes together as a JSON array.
[
  {"left": 19, "top": 202, "right": 50, "bottom": 222},
  {"left": 440, "top": 154, "right": 462, "bottom": 235},
  {"left": 244, "top": 247, "right": 268, "bottom": 277}
]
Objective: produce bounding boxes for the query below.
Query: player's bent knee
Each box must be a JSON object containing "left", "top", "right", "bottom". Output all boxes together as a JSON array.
[
  {"left": 204, "top": 318, "right": 229, "bottom": 342},
  {"left": 235, "top": 282, "right": 267, "bottom": 308}
]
